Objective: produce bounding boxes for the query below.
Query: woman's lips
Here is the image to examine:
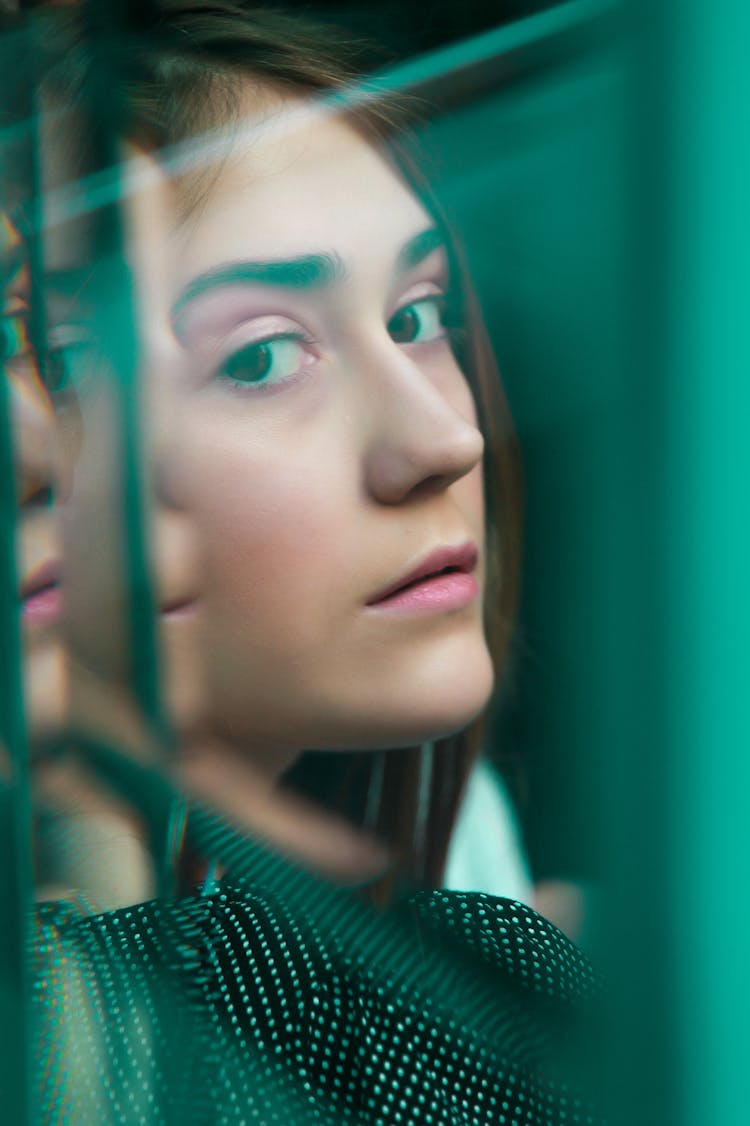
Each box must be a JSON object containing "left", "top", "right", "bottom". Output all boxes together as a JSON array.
[
  {"left": 368, "top": 571, "right": 479, "bottom": 614},
  {"left": 23, "top": 584, "right": 62, "bottom": 626},
  {"left": 21, "top": 560, "right": 62, "bottom": 628},
  {"left": 161, "top": 597, "right": 198, "bottom": 618},
  {"left": 366, "top": 541, "right": 479, "bottom": 614}
]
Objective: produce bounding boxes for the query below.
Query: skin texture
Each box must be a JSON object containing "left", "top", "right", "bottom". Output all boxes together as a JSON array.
[{"left": 141, "top": 95, "right": 495, "bottom": 767}]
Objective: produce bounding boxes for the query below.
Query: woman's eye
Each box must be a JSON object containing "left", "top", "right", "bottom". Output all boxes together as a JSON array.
[
  {"left": 44, "top": 327, "right": 94, "bottom": 398},
  {"left": 387, "top": 297, "right": 446, "bottom": 345},
  {"left": 45, "top": 344, "right": 77, "bottom": 395},
  {"left": 216, "top": 335, "right": 310, "bottom": 389}
]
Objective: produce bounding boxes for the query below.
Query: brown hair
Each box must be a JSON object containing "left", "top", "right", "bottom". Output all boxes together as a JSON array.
[{"left": 38, "top": 0, "right": 522, "bottom": 900}]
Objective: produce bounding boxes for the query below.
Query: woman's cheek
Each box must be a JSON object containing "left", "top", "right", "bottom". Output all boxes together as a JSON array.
[
  {"left": 185, "top": 463, "right": 347, "bottom": 746},
  {"left": 158, "top": 438, "right": 330, "bottom": 739},
  {"left": 461, "top": 460, "right": 485, "bottom": 525},
  {"left": 186, "top": 428, "right": 344, "bottom": 634}
]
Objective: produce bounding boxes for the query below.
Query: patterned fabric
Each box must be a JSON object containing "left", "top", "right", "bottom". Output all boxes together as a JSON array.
[{"left": 32, "top": 882, "right": 602, "bottom": 1124}]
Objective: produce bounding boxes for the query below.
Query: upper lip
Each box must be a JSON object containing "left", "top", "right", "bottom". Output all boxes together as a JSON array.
[
  {"left": 21, "top": 558, "right": 61, "bottom": 601},
  {"left": 366, "top": 541, "right": 478, "bottom": 605}
]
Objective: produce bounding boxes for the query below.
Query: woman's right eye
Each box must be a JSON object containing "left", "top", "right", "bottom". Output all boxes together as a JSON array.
[
  {"left": 44, "top": 326, "right": 94, "bottom": 398},
  {"left": 45, "top": 343, "right": 76, "bottom": 396},
  {"left": 214, "top": 334, "right": 313, "bottom": 391}
]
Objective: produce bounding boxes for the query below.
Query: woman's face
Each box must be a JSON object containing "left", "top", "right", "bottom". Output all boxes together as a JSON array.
[
  {"left": 62, "top": 95, "right": 494, "bottom": 767},
  {"left": 2, "top": 210, "right": 66, "bottom": 737}
]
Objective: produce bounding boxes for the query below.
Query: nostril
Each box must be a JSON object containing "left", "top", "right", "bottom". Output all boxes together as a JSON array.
[{"left": 409, "top": 474, "right": 453, "bottom": 501}]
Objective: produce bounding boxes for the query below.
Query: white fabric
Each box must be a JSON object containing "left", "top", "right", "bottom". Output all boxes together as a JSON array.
[{"left": 443, "top": 758, "right": 533, "bottom": 904}]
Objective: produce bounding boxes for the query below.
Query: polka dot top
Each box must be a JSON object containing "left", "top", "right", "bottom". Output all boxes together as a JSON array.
[{"left": 31, "top": 881, "right": 603, "bottom": 1124}]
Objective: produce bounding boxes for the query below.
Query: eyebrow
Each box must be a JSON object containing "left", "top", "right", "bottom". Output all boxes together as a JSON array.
[
  {"left": 396, "top": 227, "right": 445, "bottom": 272},
  {"left": 171, "top": 252, "right": 348, "bottom": 323},
  {"left": 171, "top": 227, "right": 447, "bottom": 326}
]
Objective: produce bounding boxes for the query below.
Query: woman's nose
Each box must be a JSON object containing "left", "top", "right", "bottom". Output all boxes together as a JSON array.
[
  {"left": 8, "top": 366, "right": 60, "bottom": 506},
  {"left": 362, "top": 341, "right": 484, "bottom": 505}
]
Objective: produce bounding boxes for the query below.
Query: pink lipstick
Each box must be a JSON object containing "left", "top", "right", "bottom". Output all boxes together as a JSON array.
[
  {"left": 22, "top": 559, "right": 62, "bottom": 627},
  {"left": 161, "top": 599, "right": 197, "bottom": 619},
  {"left": 367, "top": 542, "right": 479, "bottom": 615}
]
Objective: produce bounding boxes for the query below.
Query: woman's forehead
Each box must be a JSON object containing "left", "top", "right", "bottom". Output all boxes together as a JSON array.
[
  {"left": 36, "top": 91, "right": 436, "bottom": 309},
  {"left": 168, "top": 102, "right": 432, "bottom": 278}
]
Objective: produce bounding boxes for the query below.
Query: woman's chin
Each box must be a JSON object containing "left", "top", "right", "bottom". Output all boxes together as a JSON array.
[
  {"left": 387, "top": 677, "right": 494, "bottom": 746},
  {"left": 162, "top": 629, "right": 495, "bottom": 755},
  {"left": 317, "top": 642, "right": 496, "bottom": 751},
  {"left": 386, "top": 639, "right": 495, "bottom": 744}
]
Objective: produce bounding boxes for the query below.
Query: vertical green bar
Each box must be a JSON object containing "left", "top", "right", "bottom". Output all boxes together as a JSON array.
[
  {"left": 0, "top": 342, "right": 31, "bottom": 1123},
  {"left": 0, "top": 16, "right": 36, "bottom": 1123},
  {"left": 81, "top": 18, "right": 164, "bottom": 737},
  {"left": 658, "top": 2, "right": 750, "bottom": 1123},
  {"left": 81, "top": 0, "right": 179, "bottom": 893}
]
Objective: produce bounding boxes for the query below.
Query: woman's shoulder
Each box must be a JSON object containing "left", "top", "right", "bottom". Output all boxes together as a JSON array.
[{"left": 31, "top": 881, "right": 603, "bottom": 1123}]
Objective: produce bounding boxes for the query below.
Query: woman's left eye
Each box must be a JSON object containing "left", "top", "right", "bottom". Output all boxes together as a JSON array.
[
  {"left": 387, "top": 297, "right": 446, "bottom": 345},
  {"left": 216, "top": 334, "right": 311, "bottom": 389}
]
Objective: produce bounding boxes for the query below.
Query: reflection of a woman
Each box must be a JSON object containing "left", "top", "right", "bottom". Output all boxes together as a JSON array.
[{"left": 6, "top": 4, "right": 601, "bottom": 1122}]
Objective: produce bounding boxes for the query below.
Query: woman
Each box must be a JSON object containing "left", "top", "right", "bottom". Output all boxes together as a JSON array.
[
  {"left": 8, "top": 3, "right": 601, "bottom": 1121},
  {"left": 32, "top": 0, "right": 524, "bottom": 901}
]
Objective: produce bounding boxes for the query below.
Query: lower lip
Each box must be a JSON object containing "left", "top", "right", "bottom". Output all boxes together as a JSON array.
[
  {"left": 368, "top": 572, "right": 479, "bottom": 614},
  {"left": 22, "top": 586, "right": 62, "bottom": 627}
]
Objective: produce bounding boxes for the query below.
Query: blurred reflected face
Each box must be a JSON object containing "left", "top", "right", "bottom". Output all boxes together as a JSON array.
[
  {"left": 59, "top": 94, "right": 494, "bottom": 765},
  {"left": 2, "top": 211, "right": 66, "bottom": 736}
]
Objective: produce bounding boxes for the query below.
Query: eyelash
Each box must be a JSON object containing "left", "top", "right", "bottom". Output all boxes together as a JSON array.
[
  {"left": 213, "top": 329, "right": 319, "bottom": 395},
  {"left": 211, "top": 293, "right": 453, "bottom": 396}
]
